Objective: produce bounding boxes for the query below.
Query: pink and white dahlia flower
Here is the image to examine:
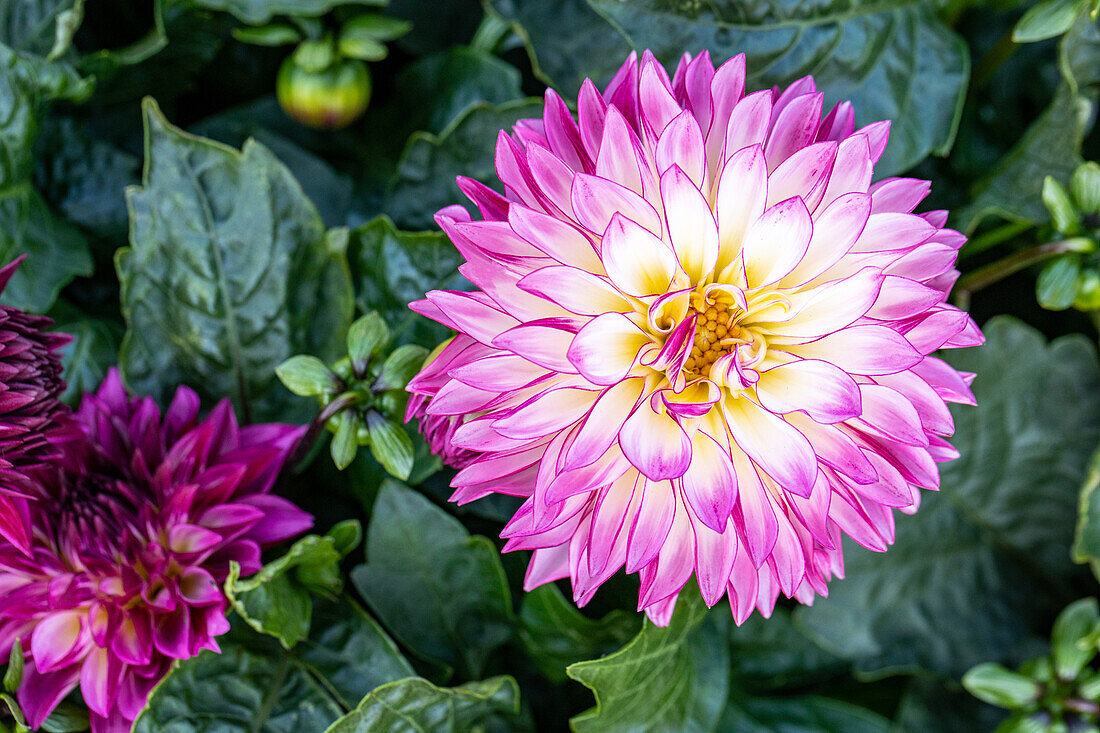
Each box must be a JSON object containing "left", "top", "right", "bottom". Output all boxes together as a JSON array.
[
  {"left": 0, "top": 369, "right": 311, "bottom": 732},
  {"left": 407, "top": 50, "right": 982, "bottom": 626}
]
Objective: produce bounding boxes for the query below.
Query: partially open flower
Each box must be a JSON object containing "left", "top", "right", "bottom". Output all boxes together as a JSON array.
[
  {"left": 408, "top": 50, "right": 982, "bottom": 626},
  {"left": 0, "top": 369, "right": 311, "bottom": 732},
  {"left": 0, "top": 256, "right": 72, "bottom": 557}
]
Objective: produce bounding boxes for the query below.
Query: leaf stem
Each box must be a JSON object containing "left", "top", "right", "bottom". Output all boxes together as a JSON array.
[
  {"left": 287, "top": 393, "right": 359, "bottom": 475},
  {"left": 962, "top": 220, "right": 1035, "bottom": 259},
  {"left": 953, "top": 240, "right": 1078, "bottom": 309}
]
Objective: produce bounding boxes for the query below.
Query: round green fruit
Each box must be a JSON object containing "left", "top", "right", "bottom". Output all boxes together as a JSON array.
[{"left": 277, "top": 56, "right": 371, "bottom": 130}]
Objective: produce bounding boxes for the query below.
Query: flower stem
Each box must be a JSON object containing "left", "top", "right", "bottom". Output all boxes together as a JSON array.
[
  {"left": 962, "top": 220, "right": 1034, "bottom": 259},
  {"left": 953, "top": 240, "right": 1078, "bottom": 310},
  {"left": 287, "top": 392, "right": 359, "bottom": 474},
  {"left": 470, "top": 13, "right": 510, "bottom": 54}
]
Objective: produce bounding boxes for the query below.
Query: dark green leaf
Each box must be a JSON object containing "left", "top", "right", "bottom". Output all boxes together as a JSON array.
[
  {"left": 231, "top": 23, "right": 301, "bottom": 47},
  {"left": 38, "top": 702, "right": 89, "bottom": 733},
  {"left": 962, "top": 664, "right": 1042, "bottom": 709},
  {"left": 323, "top": 676, "right": 519, "bottom": 733},
  {"left": 226, "top": 531, "right": 345, "bottom": 649},
  {"left": 46, "top": 309, "right": 121, "bottom": 405},
  {"left": 797, "top": 318, "right": 1100, "bottom": 678},
  {"left": 135, "top": 601, "right": 412, "bottom": 732},
  {"left": 351, "top": 480, "right": 513, "bottom": 679},
  {"left": 346, "top": 215, "right": 466, "bottom": 349},
  {"left": 716, "top": 691, "right": 890, "bottom": 733},
  {"left": 375, "top": 344, "right": 428, "bottom": 392},
  {"left": 347, "top": 311, "right": 389, "bottom": 371},
  {"left": 277, "top": 355, "right": 337, "bottom": 396},
  {"left": 895, "top": 677, "right": 1010, "bottom": 733},
  {"left": 365, "top": 412, "right": 415, "bottom": 481},
  {"left": 331, "top": 410, "right": 361, "bottom": 470},
  {"left": 1073, "top": 161, "right": 1100, "bottom": 214},
  {"left": 1036, "top": 255, "right": 1081, "bottom": 311},
  {"left": 116, "top": 98, "right": 353, "bottom": 420},
  {"left": 567, "top": 593, "right": 730, "bottom": 733},
  {"left": 0, "top": 692, "right": 28, "bottom": 732},
  {"left": 187, "top": 0, "right": 381, "bottom": 25},
  {"left": 1051, "top": 597, "right": 1099, "bottom": 679},
  {"left": 342, "top": 15, "right": 412, "bottom": 42},
  {"left": 1044, "top": 176, "right": 1081, "bottom": 233},
  {"left": 393, "top": 47, "right": 523, "bottom": 133},
  {"left": 1073, "top": 445, "right": 1100, "bottom": 578},
  {"left": 3, "top": 640, "right": 21, "bottom": 694},
  {"left": 517, "top": 583, "right": 639, "bottom": 683},
  {"left": 494, "top": 0, "right": 969, "bottom": 174},
  {"left": 385, "top": 99, "right": 542, "bottom": 230},
  {"left": 727, "top": 608, "right": 847, "bottom": 691},
  {"left": 326, "top": 518, "right": 363, "bottom": 557},
  {"left": 1013, "top": 0, "right": 1087, "bottom": 43},
  {"left": 0, "top": 0, "right": 81, "bottom": 56}
]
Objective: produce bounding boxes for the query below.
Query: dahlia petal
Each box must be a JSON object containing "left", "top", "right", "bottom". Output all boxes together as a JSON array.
[
  {"left": 856, "top": 120, "right": 891, "bottom": 163},
  {"left": 587, "top": 476, "right": 639, "bottom": 576},
  {"left": 238, "top": 494, "right": 314, "bottom": 544},
  {"left": 643, "top": 593, "right": 678, "bottom": 626},
  {"left": 509, "top": 206, "right": 603, "bottom": 272},
  {"left": 727, "top": 545, "right": 760, "bottom": 625},
  {"left": 681, "top": 431, "right": 737, "bottom": 533},
  {"left": 17, "top": 660, "right": 81, "bottom": 728},
  {"left": 567, "top": 312, "right": 650, "bottom": 385},
  {"left": 80, "top": 646, "right": 122, "bottom": 717},
  {"left": 724, "top": 398, "right": 817, "bottom": 497},
  {"left": 788, "top": 324, "right": 922, "bottom": 375},
  {"left": 730, "top": 453, "right": 779, "bottom": 567},
  {"left": 572, "top": 173, "right": 662, "bottom": 236},
  {"left": 526, "top": 143, "right": 578, "bottom": 218},
  {"left": 722, "top": 89, "right": 773, "bottom": 159},
  {"left": 692, "top": 514, "right": 737, "bottom": 607},
  {"left": 524, "top": 545, "right": 571, "bottom": 590},
  {"left": 31, "top": 609, "right": 87, "bottom": 672},
  {"left": 493, "top": 321, "right": 579, "bottom": 373},
  {"left": 870, "top": 177, "right": 931, "bottom": 214},
  {"left": 782, "top": 192, "right": 871, "bottom": 287},
  {"left": 769, "top": 512, "right": 807, "bottom": 596},
  {"left": 563, "top": 378, "right": 645, "bottom": 470},
  {"left": 424, "top": 291, "right": 520, "bottom": 346},
  {"left": 853, "top": 213, "right": 936, "bottom": 253},
  {"left": 853, "top": 384, "right": 929, "bottom": 447},
  {"left": 543, "top": 89, "right": 587, "bottom": 171},
  {"left": 764, "top": 92, "right": 823, "bottom": 169},
  {"left": 662, "top": 165, "right": 720, "bottom": 282},
  {"left": 627, "top": 479, "right": 676, "bottom": 572},
  {"left": 756, "top": 359, "right": 862, "bottom": 423},
  {"left": 787, "top": 413, "right": 878, "bottom": 485},
  {"left": 619, "top": 398, "right": 692, "bottom": 481},
  {"left": 765, "top": 141, "right": 838, "bottom": 212},
  {"left": 656, "top": 110, "right": 707, "bottom": 188},
  {"left": 777, "top": 268, "right": 883, "bottom": 339},
  {"left": 578, "top": 79, "right": 608, "bottom": 160},
  {"left": 492, "top": 387, "right": 596, "bottom": 440},
  {"left": 638, "top": 506, "right": 695, "bottom": 608},
  {"left": 704, "top": 54, "right": 746, "bottom": 163},
  {"left": 715, "top": 144, "right": 768, "bottom": 271},
  {"left": 600, "top": 213, "right": 678, "bottom": 296},
  {"left": 740, "top": 196, "right": 812, "bottom": 288},
  {"left": 819, "top": 134, "right": 873, "bottom": 209},
  {"left": 596, "top": 106, "right": 648, "bottom": 196},
  {"left": 639, "top": 58, "right": 682, "bottom": 139}
]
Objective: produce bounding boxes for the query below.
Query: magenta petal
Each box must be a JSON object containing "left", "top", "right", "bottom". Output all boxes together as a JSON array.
[
  {"left": 238, "top": 494, "right": 314, "bottom": 545},
  {"left": 17, "top": 659, "right": 82, "bottom": 728}
]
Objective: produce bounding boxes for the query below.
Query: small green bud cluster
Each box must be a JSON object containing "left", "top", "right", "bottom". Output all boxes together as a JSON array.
[
  {"left": 964, "top": 598, "right": 1100, "bottom": 733},
  {"left": 1036, "top": 163, "right": 1100, "bottom": 311},
  {"left": 276, "top": 312, "right": 428, "bottom": 479}
]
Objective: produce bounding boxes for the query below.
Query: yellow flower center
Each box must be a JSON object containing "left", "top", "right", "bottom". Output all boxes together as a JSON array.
[{"left": 681, "top": 291, "right": 772, "bottom": 383}]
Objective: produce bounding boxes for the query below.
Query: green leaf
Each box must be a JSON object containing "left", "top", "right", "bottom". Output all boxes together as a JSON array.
[
  {"left": 331, "top": 410, "right": 361, "bottom": 470},
  {"left": 226, "top": 530, "right": 348, "bottom": 649},
  {"left": 1051, "top": 598, "right": 1099, "bottom": 679},
  {"left": 1044, "top": 176, "right": 1082, "bottom": 234},
  {"left": 493, "top": 0, "right": 969, "bottom": 174},
  {"left": 186, "top": 0, "right": 380, "bottom": 25},
  {"left": 342, "top": 14, "right": 412, "bottom": 42},
  {"left": 517, "top": 584, "right": 640, "bottom": 683},
  {"left": 326, "top": 518, "right": 363, "bottom": 557},
  {"left": 0, "top": 0, "right": 82, "bottom": 56},
  {"left": 1014, "top": 0, "right": 1087, "bottom": 42},
  {"left": 38, "top": 702, "right": 89, "bottom": 733},
  {"left": 797, "top": 318, "right": 1100, "bottom": 678},
  {"left": 963, "top": 664, "right": 1042, "bottom": 709},
  {"left": 727, "top": 608, "right": 847, "bottom": 691},
  {"left": 347, "top": 311, "right": 389, "bottom": 373},
  {"left": 323, "top": 676, "right": 519, "bottom": 733},
  {"left": 1072, "top": 161, "right": 1100, "bottom": 214},
  {"left": 716, "top": 691, "right": 891, "bottom": 733},
  {"left": 346, "top": 215, "right": 466, "bottom": 349},
  {"left": 365, "top": 412, "right": 415, "bottom": 481},
  {"left": 337, "top": 34, "right": 387, "bottom": 62},
  {"left": 277, "top": 355, "right": 337, "bottom": 396},
  {"left": 1073, "top": 444, "right": 1100, "bottom": 577},
  {"left": 351, "top": 480, "right": 513, "bottom": 679},
  {"left": 385, "top": 99, "right": 543, "bottom": 230},
  {"left": 0, "top": 44, "right": 92, "bottom": 312},
  {"left": 116, "top": 98, "right": 353, "bottom": 420},
  {"left": 375, "top": 344, "right": 428, "bottom": 392},
  {"left": 135, "top": 601, "right": 412, "bottom": 732},
  {"left": 1036, "top": 255, "right": 1082, "bottom": 311},
  {"left": 895, "top": 677, "right": 1011, "bottom": 733},
  {"left": 567, "top": 592, "right": 730, "bottom": 733},
  {"left": 3, "top": 640, "right": 21, "bottom": 694},
  {"left": 393, "top": 46, "right": 524, "bottom": 134},
  {"left": 231, "top": 23, "right": 302, "bottom": 47},
  {"left": 0, "top": 692, "right": 28, "bottom": 732}
]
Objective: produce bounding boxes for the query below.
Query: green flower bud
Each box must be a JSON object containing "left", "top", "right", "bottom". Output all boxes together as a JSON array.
[{"left": 277, "top": 56, "right": 371, "bottom": 130}]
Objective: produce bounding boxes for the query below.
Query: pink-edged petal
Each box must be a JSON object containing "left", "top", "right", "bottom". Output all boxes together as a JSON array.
[
  {"left": 787, "top": 324, "right": 923, "bottom": 376},
  {"left": 723, "top": 398, "right": 817, "bottom": 497},
  {"left": 776, "top": 267, "right": 883, "bottom": 339},
  {"left": 681, "top": 431, "right": 737, "bottom": 532},
  {"left": 424, "top": 291, "right": 520, "bottom": 345},
  {"left": 563, "top": 378, "right": 645, "bottom": 470},
  {"left": 852, "top": 384, "right": 929, "bottom": 447},
  {"left": 572, "top": 173, "right": 662, "bottom": 236},
  {"left": 870, "top": 177, "right": 931, "bottom": 214},
  {"left": 765, "top": 141, "right": 838, "bottom": 212},
  {"left": 781, "top": 192, "right": 871, "bottom": 287},
  {"left": 866, "top": 275, "right": 944, "bottom": 320},
  {"left": 662, "top": 164, "right": 719, "bottom": 282},
  {"left": 715, "top": 144, "right": 767, "bottom": 273},
  {"left": 619, "top": 397, "right": 692, "bottom": 481},
  {"left": 31, "top": 610, "right": 87, "bottom": 673},
  {"left": 509, "top": 206, "right": 603, "bottom": 273},
  {"left": 656, "top": 110, "right": 707, "bottom": 187},
  {"left": 755, "top": 359, "right": 862, "bottom": 423},
  {"left": 722, "top": 89, "right": 773, "bottom": 159},
  {"left": 518, "top": 265, "right": 632, "bottom": 316},
  {"left": 492, "top": 387, "right": 596, "bottom": 440},
  {"left": 601, "top": 212, "right": 678, "bottom": 296},
  {"left": 764, "top": 92, "right": 823, "bottom": 170},
  {"left": 493, "top": 321, "right": 578, "bottom": 373},
  {"left": 730, "top": 450, "right": 779, "bottom": 567},
  {"left": 739, "top": 197, "right": 812, "bottom": 288},
  {"left": 596, "top": 106, "right": 648, "bottom": 196},
  {"left": 567, "top": 312, "right": 651, "bottom": 385}
]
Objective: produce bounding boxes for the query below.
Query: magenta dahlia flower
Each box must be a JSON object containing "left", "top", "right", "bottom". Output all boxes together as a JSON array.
[
  {"left": 0, "top": 369, "right": 311, "bottom": 732},
  {"left": 0, "top": 256, "right": 73, "bottom": 556},
  {"left": 407, "top": 50, "right": 982, "bottom": 626}
]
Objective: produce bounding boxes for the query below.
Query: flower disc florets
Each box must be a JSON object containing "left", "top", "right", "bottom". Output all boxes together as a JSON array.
[
  {"left": 408, "top": 50, "right": 983, "bottom": 626},
  {"left": 0, "top": 369, "right": 311, "bottom": 732}
]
